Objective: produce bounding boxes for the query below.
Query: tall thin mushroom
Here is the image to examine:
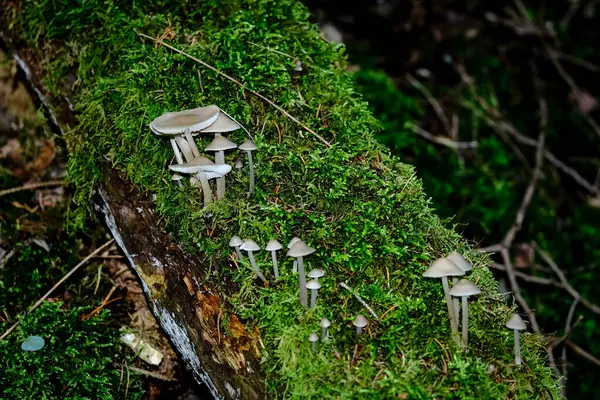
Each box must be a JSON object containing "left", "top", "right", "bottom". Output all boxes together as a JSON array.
[
  {"left": 306, "top": 279, "right": 321, "bottom": 309},
  {"left": 423, "top": 257, "right": 465, "bottom": 346},
  {"left": 447, "top": 251, "right": 473, "bottom": 325},
  {"left": 241, "top": 239, "right": 266, "bottom": 282},
  {"left": 449, "top": 279, "right": 480, "bottom": 350},
  {"left": 287, "top": 240, "right": 316, "bottom": 307},
  {"left": 205, "top": 135, "right": 238, "bottom": 199},
  {"left": 239, "top": 139, "right": 258, "bottom": 194},
  {"left": 320, "top": 318, "right": 331, "bottom": 341},
  {"left": 265, "top": 239, "right": 283, "bottom": 278},
  {"left": 229, "top": 235, "right": 245, "bottom": 261},
  {"left": 506, "top": 314, "right": 527, "bottom": 365},
  {"left": 287, "top": 237, "right": 301, "bottom": 273}
]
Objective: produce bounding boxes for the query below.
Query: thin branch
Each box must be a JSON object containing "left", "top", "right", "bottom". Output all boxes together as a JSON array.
[
  {"left": 339, "top": 282, "right": 379, "bottom": 320},
  {"left": 137, "top": 32, "right": 331, "bottom": 148},
  {"left": 493, "top": 262, "right": 563, "bottom": 288},
  {"left": 0, "top": 239, "right": 115, "bottom": 340},
  {"left": 0, "top": 180, "right": 64, "bottom": 198},
  {"left": 406, "top": 122, "right": 478, "bottom": 150},
  {"left": 565, "top": 339, "right": 600, "bottom": 367},
  {"left": 407, "top": 74, "right": 453, "bottom": 135}
]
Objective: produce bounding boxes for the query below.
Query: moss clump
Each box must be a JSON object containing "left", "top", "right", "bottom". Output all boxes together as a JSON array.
[{"left": 6, "top": 0, "right": 560, "bottom": 397}]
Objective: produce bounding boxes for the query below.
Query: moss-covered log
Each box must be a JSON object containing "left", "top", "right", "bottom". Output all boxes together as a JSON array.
[{"left": 1, "top": 0, "right": 560, "bottom": 398}]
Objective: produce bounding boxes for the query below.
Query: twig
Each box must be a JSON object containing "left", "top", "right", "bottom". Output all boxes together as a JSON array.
[
  {"left": 565, "top": 339, "right": 600, "bottom": 367},
  {"left": 560, "top": 299, "right": 580, "bottom": 396},
  {"left": 137, "top": 32, "right": 331, "bottom": 148},
  {"left": 493, "top": 262, "right": 563, "bottom": 288},
  {"left": 0, "top": 239, "right": 115, "bottom": 340},
  {"left": 248, "top": 41, "right": 296, "bottom": 60},
  {"left": 114, "top": 364, "right": 177, "bottom": 382},
  {"left": 0, "top": 180, "right": 64, "bottom": 198},
  {"left": 406, "top": 123, "right": 478, "bottom": 150},
  {"left": 407, "top": 74, "right": 453, "bottom": 135},
  {"left": 339, "top": 282, "right": 379, "bottom": 320}
]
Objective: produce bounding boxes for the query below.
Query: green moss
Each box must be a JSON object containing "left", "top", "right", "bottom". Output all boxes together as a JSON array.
[{"left": 7, "top": 0, "right": 560, "bottom": 398}]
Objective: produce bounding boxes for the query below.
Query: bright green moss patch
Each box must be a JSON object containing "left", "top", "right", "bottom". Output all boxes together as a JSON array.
[{"left": 7, "top": 0, "right": 560, "bottom": 397}]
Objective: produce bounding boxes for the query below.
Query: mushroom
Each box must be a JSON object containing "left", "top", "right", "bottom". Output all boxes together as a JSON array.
[
  {"left": 229, "top": 235, "right": 245, "bottom": 261},
  {"left": 422, "top": 257, "right": 465, "bottom": 346},
  {"left": 353, "top": 314, "right": 368, "bottom": 334},
  {"left": 449, "top": 279, "right": 481, "bottom": 349},
  {"left": 447, "top": 251, "right": 473, "bottom": 324},
  {"left": 241, "top": 239, "right": 266, "bottom": 282},
  {"left": 235, "top": 159, "right": 243, "bottom": 173},
  {"left": 169, "top": 157, "right": 231, "bottom": 205},
  {"left": 309, "top": 332, "right": 319, "bottom": 353},
  {"left": 287, "top": 237, "right": 301, "bottom": 273},
  {"left": 265, "top": 239, "right": 283, "bottom": 278},
  {"left": 198, "top": 110, "right": 241, "bottom": 135},
  {"left": 238, "top": 139, "right": 258, "bottom": 194},
  {"left": 286, "top": 240, "right": 316, "bottom": 307},
  {"left": 320, "top": 318, "right": 331, "bottom": 341},
  {"left": 306, "top": 279, "right": 321, "bottom": 309},
  {"left": 172, "top": 173, "right": 184, "bottom": 188},
  {"left": 205, "top": 135, "right": 238, "bottom": 199},
  {"left": 506, "top": 314, "right": 527, "bottom": 365},
  {"left": 150, "top": 105, "right": 220, "bottom": 161},
  {"left": 308, "top": 268, "right": 325, "bottom": 282}
]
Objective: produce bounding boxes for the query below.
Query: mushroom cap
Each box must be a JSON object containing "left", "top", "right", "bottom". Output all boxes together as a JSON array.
[
  {"left": 306, "top": 279, "right": 321, "bottom": 290},
  {"left": 168, "top": 156, "right": 214, "bottom": 174},
  {"left": 205, "top": 135, "right": 238, "bottom": 152},
  {"left": 238, "top": 139, "right": 258, "bottom": 151},
  {"left": 241, "top": 239, "right": 260, "bottom": 252},
  {"left": 449, "top": 279, "right": 481, "bottom": 297},
  {"left": 287, "top": 237, "right": 301, "bottom": 249},
  {"left": 423, "top": 257, "right": 465, "bottom": 278},
  {"left": 353, "top": 314, "right": 368, "bottom": 328},
  {"left": 200, "top": 163, "right": 232, "bottom": 180},
  {"left": 320, "top": 318, "right": 331, "bottom": 328},
  {"left": 308, "top": 332, "right": 319, "bottom": 343},
  {"left": 308, "top": 268, "right": 325, "bottom": 279},
  {"left": 447, "top": 251, "right": 473, "bottom": 272},
  {"left": 235, "top": 159, "right": 244, "bottom": 169},
  {"left": 287, "top": 241, "right": 316, "bottom": 257},
  {"left": 265, "top": 239, "right": 283, "bottom": 251},
  {"left": 229, "top": 235, "right": 243, "bottom": 247},
  {"left": 150, "top": 105, "right": 220, "bottom": 134},
  {"left": 199, "top": 111, "right": 241, "bottom": 133},
  {"left": 171, "top": 173, "right": 184, "bottom": 181},
  {"left": 506, "top": 314, "right": 527, "bottom": 330}
]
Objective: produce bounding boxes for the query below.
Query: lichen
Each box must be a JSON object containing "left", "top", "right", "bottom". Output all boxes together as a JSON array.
[{"left": 5, "top": 0, "right": 561, "bottom": 398}]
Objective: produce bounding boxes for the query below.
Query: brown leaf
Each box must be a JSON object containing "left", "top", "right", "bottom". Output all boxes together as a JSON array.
[{"left": 228, "top": 315, "right": 246, "bottom": 339}]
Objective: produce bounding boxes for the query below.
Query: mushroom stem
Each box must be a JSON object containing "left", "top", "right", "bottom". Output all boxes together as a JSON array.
[
  {"left": 321, "top": 327, "right": 328, "bottom": 341},
  {"left": 169, "top": 139, "right": 185, "bottom": 164},
  {"left": 215, "top": 150, "right": 226, "bottom": 199},
  {"left": 196, "top": 172, "right": 212, "bottom": 205},
  {"left": 235, "top": 246, "right": 245, "bottom": 261},
  {"left": 298, "top": 256, "right": 308, "bottom": 307},
  {"left": 441, "top": 277, "right": 460, "bottom": 346},
  {"left": 293, "top": 260, "right": 298, "bottom": 273},
  {"left": 462, "top": 297, "right": 469, "bottom": 349},
  {"left": 356, "top": 326, "right": 363, "bottom": 335},
  {"left": 175, "top": 136, "right": 195, "bottom": 162},
  {"left": 453, "top": 277, "right": 460, "bottom": 328},
  {"left": 311, "top": 341, "right": 316, "bottom": 353},
  {"left": 247, "top": 251, "right": 267, "bottom": 282},
  {"left": 514, "top": 330, "right": 522, "bottom": 365},
  {"left": 310, "top": 288, "right": 318, "bottom": 309},
  {"left": 247, "top": 151, "right": 255, "bottom": 194},
  {"left": 184, "top": 131, "right": 201, "bottom": 157},
  {"left": 271, "top": 251, "right": 279, "bottom": 279}
]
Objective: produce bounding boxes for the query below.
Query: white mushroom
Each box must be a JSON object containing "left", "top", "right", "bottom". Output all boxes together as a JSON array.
[
  {"left": 239, "top": 139, "right": 258, "bottom": 194},
  {"left": 169, "top": 157, "right": 231, "bottom": 205},
  {"left": 320, "top": 318, "right": 331, "bottom": 341},
  {"left": 353, "top": 314, "right": 368, "bottom": 334},
  {"left": 205, "top": 135, "right": 238, "bottom": 199},
  {"left": 306, "top": 279, "right": 321, "bottom": 309},
  {"left": 287, "top": 237, "right": 301, "bottom": 273},
  {"left": 286, "top": 240, "right": 316, "bottom": 307},
  {"left": 449, "top": 279, "right": 480, "bottom": 350},
  {"left": 197, "top": 110, "right": 241, "bottom": 135},
  {"left": 241, "top": 239, "right": 266, "bottom": 282},
  {"left": 265, "top": 239, "right": 283, "bottom": 278},
  {"left": 506, "top": 314, "right": 527, "bottom": 365},
  {"left": 229, "top": 235, "right": 245, "bottom": 261},
  {"left": 308, "top": 268, "right": 325, "bottom": 282},
  {"left": 308, "top": 332, "right": 319, "bottom": 353},
  {"left": 447, "top": 251, "right": 473, "bottom": 325}
]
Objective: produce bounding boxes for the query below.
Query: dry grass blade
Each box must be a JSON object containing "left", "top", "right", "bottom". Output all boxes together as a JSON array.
[{"left": 0, "top": 180, "right": 64, "bottom": 197}]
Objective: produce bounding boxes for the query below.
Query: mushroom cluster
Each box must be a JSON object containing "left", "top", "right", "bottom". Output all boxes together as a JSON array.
[{"left": 150, "top": 106, "right": 258, "bottom": 205}]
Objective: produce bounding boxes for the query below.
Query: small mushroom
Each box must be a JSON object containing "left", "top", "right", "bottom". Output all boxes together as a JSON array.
[
  {"left": 447, "top": 251, "right": 473, "bottom": 324},
  {"left": 241, "top": 239, "right": 267, "bottom": 282},
  {"left": 234, "top": 159, "right": 243, "bottom": 173},
  {"left": 287, "top": 240, "right": 316, "bottom": 307},
  {"left": 265, "top": 239, "right": 283, "bottom": 278},
  {"left": 506, "top": 314, "right": 527, "bottom": 365},
  {"left": 423, "top": 257, "right": 465, "bottom": 346},
  {"left": 449, "top": 279, "right": 480, "bottom": 349},
  {"left": 308, "top": 268, "right": 325, "bottom": 282},
  {"left": 239, "top": 139, "right": 258, "bottom": 194},
  {"left": 205, "top": 135, "right": 238, "bottom": 199},
  {"left": 172, "top": 173, "right": 184, "bottom": 188},
  {"left": 169, "top": 157, "right": 231, "bottom": 205},
  {"left": 229, "top": 235, "right": 245, "bottom": 261},
  {"left": 320, "top": 318, "right": 331, "bottom": 341},
  {"left": 306, "top": 279, "right": 322, "bottom": 309},
  {"left": 353, "top": 314, "right": 368, "bottom": 334},
  {"left": 287, "top": 237, "right": 301, "bottom": 273},
  {"left": 308, "top": 332, "right": 319, "bottom": 353}
]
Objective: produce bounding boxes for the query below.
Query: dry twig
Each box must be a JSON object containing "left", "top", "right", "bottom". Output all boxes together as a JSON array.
[{"left": 0, "top": 180, "right": 64, "bottom": 198}]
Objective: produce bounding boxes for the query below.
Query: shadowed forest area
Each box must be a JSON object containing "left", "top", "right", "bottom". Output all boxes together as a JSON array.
[{"left": 0, "top": 0, "right": 598, "bottom": 399}]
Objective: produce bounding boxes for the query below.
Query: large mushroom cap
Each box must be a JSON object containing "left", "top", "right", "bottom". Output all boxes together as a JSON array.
[
  {"left": 287, "top": 241, "right": 316, "bottom": 257},
  {"left": 353, "top": 314, "right": 368, "bottom": 328},
  {"left": 447, "top": 251, "right": 473, "bottom": 272},
  {"left": 168, "top": 156, "right": 214, "bottom": 174},
  {"left": 265, "top": 239, "right": 283, "bottom": 251},
  {"left": 229, "top": 235, "right": 243, "bottom": 247},
  {"left": 308, "top": 332, "right": 319, "bottom": 343},
  {"left": 239, "top": 139, "right": 258, "bottom": 151},
  {"left": 205, "top": 135, "right": 238, "bottom": 152},
  {"left": 320, "top": 318, "right": 331, "bottom": 328},
  {"left": 150, "top": 105, "right": 220, "bottom": 134},
  {"left": 306, "top": 279, "right": 321, "bottom": 290},
  {"left": 201, "top": 163, "right": 232, "bottom": 179},
  {"left": 199, "top": 111, "right": 241, "bottom": 133},
  {"left": 423, "top": 257, "right": 465, "bottom": 278},
  {"left": 449, "top": 279, "right": 481, "bottom": 297},
  {"left": 287, "top": 237, "right": 301, "bottom": 249},
  {"left": 308, "top": 268, "right": 325, "bottom": 279},
  {"left": 506, "top": 314, "right": 527, "bottom": 330},
  {"left": 241, "top": 239, "right": 261, "bottom": 252}
]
